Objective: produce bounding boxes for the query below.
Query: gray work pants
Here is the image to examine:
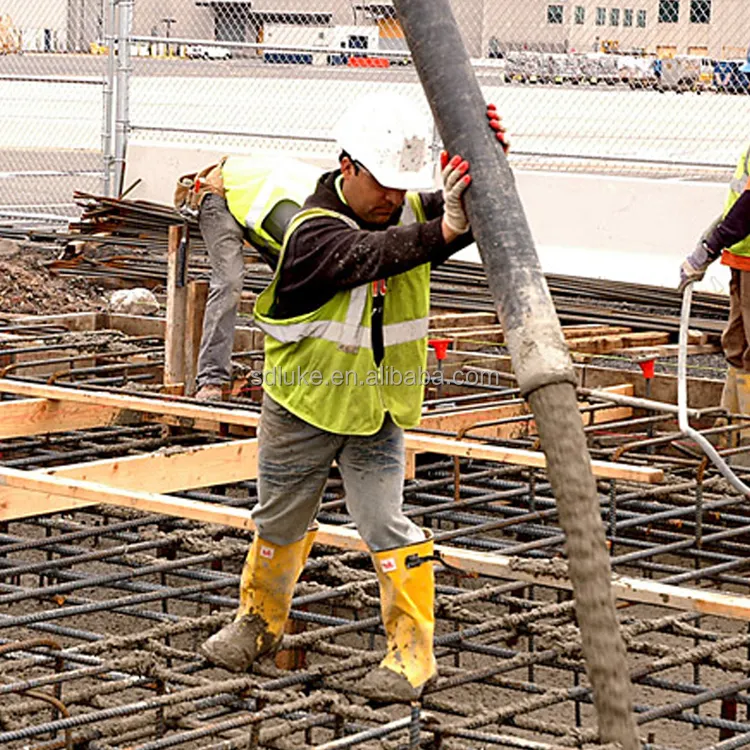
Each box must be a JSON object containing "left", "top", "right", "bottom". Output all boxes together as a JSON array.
[
  {"left": 252, "top": 395, "right": 424, "bottom": 552},
  {"left": 196, "top": 194, "right": 246, "bottom": 389}
]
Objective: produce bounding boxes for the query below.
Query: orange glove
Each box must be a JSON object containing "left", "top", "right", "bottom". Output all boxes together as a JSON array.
[{"left": 487, "top": 104, "right": 510, "bottom": 153}]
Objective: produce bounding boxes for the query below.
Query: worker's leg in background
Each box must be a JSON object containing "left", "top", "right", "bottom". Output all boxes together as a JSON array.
[
  {"left": 336, "top": 416, "right": 437, "bottom": 701},
  {"left": 195, "top": 194, "right": 246, "bottom": 398},
  {"left": 200, "top": 395, "right": 341, "bottom": 670},
  {"left": 721, "top": 269, "right": 750, "bottom": 463}
]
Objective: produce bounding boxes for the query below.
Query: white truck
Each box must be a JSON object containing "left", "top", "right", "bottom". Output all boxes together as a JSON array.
[{"left": 262, "top": 23, "right": 380, "bottom": 65}]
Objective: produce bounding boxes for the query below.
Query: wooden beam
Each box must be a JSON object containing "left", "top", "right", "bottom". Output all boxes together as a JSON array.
[
  {"left": 165, "top": 224, "right": 189, "bottom": 386},
  {"left": 429, "top": 312, "right": 497, "bottom": 329},
  {"left": 0, "top": 438, "right": 259, "bottom": 520},
  {"left": 184, "top": 279, "right": 209, "bottom": 396},
  {"left": 568, "top": 332, "right": 670, "bottom": 355},
  {"left": 0, "top": 465, "right": 747, "bottom": 621},
  {"left": 608, "top": 343, "right": 721, "bottom": 359},
  {"left": 405, "top": 434, "right": 663, "bottom": 483},
  {"left": 419, "top": 395, "right": 632, "bottom": 439},
  {"left": 0, "top": 398, "right": 120, "bottom": 439},
  {"left": 0, "top": 380, "right": 261, "bottom": 428},
  {"left": 0, "top": 381, "right": 656, "bottom": 482}
]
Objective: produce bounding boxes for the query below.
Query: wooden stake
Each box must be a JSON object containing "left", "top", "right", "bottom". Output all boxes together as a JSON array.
[{"left": 165, "top": 224, "right": 189, "bottom": 387}]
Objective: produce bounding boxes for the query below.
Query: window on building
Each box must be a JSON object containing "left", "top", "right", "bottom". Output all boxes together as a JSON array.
[
  {"left": 610, "top": 8, "right": 620, "bottom": 25},
  {"left": 596, "top": 7, "right": 606, "bottom": 25},
  {"left": 637, "top": 9, "right": 647, "bottom": 26},
  {"left": 658, "top": 0, "right": 679, "bottom": 23},
  {"left": 547, "top": 4, "right": 564, "bottom": 23},
  {"left": 575, "top": 6, "right": 585, "bottom": 24},
  {"left": 623, "top": 8, "right": 633, "bottom": 25},
  {"left": 690, "top": 0, "right": 711, "bottom": 23}
]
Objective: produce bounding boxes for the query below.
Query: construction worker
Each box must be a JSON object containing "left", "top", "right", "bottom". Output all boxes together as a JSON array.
[
  {"left": 679, "top": 137, "right": 750, "bottom": 459},
  {"left": 176, "top": 155, "right": 321, "bottom": 400},
  {"left": 199, "top": 91, "right": 508, "bottom": 701}
]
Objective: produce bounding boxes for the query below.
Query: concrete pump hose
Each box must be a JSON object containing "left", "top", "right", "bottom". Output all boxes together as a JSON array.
[{"left": 390, "top": 0, "right": 640, "bottom": 746}]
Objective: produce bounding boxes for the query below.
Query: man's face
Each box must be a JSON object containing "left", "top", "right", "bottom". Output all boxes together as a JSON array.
[{"left": 340, "top": 157, "right": 406, "bottom": 225}]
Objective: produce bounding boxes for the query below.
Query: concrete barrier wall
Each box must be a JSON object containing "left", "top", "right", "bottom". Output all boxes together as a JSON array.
[{"left": 125, "top": 141, "right": 730, "bottom": 294}]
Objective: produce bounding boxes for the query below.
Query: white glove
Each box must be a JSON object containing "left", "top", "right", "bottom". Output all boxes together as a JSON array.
[
  {"left": 678, "top": 240, "right": 719, "bottom": 293},
  {"left": 441, "top": 153, "right": 471, "bottom": 235}
]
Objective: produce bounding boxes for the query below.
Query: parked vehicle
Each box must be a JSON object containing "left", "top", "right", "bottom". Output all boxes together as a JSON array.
[
  {"left": 0, "top": 15, "right": 20, "bottom": 55},
  {"left": 714, "top": 59, "right": 750, "bottom": 94},
  {"left": 656, "top": 55, "right": 708, "bottom": 92},
  {"left": 262, "top": 24, "right": 382, "bottom": 66},
  {"left": 185, "top": 45, "right": 232, "bottom": 61},
  {"left": 581, "top": 53, "right": 620, "bottom": 85}
]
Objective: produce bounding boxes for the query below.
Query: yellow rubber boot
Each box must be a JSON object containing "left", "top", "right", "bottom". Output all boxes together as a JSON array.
[
  {"left": 360, "top": 531, "right": 437, "bottom": 702},
  {"left": 199, "top": 526, "right": 316, "bottom": 672},
  {"left": 734, "top": 369, "right": 750, "bottom": 467}
]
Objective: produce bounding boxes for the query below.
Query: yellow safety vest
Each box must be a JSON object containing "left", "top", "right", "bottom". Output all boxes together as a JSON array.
[
  {"left": 222, "top": 155, "right": 321, "bottom": 255},
  {"left": 724, "top": 145, "right": 750, "bottom": 258},
  {"left": 254, "top": 194, "right": 430, "bottom": 435}
]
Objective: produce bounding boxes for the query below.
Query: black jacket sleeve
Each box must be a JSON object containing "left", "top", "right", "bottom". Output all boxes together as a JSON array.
[{"left": 705, "top": 190, "right": 750, "bottom": 253}]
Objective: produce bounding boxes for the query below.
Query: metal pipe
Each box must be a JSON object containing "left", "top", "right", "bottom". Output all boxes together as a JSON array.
[
  {"left": 114, "top": 0, "right": 133, "bottom": 196},
  {"left": 102, "top": 0, "right": 116, "bottom": 195}
]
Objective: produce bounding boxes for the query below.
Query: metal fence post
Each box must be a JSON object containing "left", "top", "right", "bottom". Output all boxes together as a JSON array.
[
  {"left": 114, "top": 0, "right": 133, "bottom": 197},
  {"left": 102, "top": 0, "right": 117, "bottom": 197}
]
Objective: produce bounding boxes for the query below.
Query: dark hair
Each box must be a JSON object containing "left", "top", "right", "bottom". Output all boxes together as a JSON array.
[{"left": 339, "top": 150, "right": 361, "bottom": 175}]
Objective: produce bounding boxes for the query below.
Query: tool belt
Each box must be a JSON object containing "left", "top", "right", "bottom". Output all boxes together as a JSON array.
[{"left": 173, "top": 157, "right": 227, "bottom": 214}]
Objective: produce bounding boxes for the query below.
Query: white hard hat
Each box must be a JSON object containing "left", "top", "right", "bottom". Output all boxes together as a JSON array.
[{"left": 334, "top": 91, "right": 434, "bottom": 191}]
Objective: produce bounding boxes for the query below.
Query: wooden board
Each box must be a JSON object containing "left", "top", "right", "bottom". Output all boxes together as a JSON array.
[
  {"left": 0, "top": 438, "right": 259, "bottom": 521},
  {"left": 0, "top": 380, "right": 262, "bottom": 428},
  {"left": 0, "top": 398, "right": 121, "bottom": 439},
  {"left": 405, "top": 433, "right": 663, "bottom": 483},
  {"left": 419, "top": 386, "right": 633, "bottom": 439},
  {"left": 0, "top": 465, "right": 748, "bottom": 621}
]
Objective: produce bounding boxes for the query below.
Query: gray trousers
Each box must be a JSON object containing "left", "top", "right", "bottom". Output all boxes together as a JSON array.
[
  {"left": 196, "top": 194, "right": 246, "bottom": 389},
  {"left": 252, "top": 395, "right": 424, "bottom": 552},
  {"left": 723, "top": 268, "right": 750, "bottom": 371}
]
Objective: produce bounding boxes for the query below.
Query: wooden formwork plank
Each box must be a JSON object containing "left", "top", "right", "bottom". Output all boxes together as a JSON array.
[
  {"left": 0, "top": 381, "right": 655, "bottom": 483},
  {"left": 562, "top": 325, "right": 632, "bottom": 340},
  {"left": 0, "top": 380, "right": 261, "bottom": 428},
  {"left": 419, "top": 384, "right": 634, "bottom": 440},
  {"left": 165, "top": 225, "right": 189, "bottom": 386},
  {"left": 406, "top": 434, "right": 662, "bottom": 483},
  {"left": 0, "top": 438, "right": 259, "bottom": 521},
  {"left": 568, "top": 331, "right": 670, "bottom": 355},
  {"left": 0, "top": 465, "right": 747, "bottom": 621},
  {"left": 0, "top": 398, "right": 120, "bottom": 439},
  {"left": 184, "top": 280, "right": 209, "bottom": 396},
  {"left": 429, "top": 312, "right": 498, "bottom": 329}
]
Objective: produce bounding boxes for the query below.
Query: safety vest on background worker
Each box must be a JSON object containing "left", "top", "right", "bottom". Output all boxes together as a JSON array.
[
  {"left": 222, "top": 155, "right": 321, "bottom": 261},
  {"left": 254, "top": 196, "right": 430, "bottom": 436},
  {"left": 723, "top": 144, "right": 750, "bottom": 258}
]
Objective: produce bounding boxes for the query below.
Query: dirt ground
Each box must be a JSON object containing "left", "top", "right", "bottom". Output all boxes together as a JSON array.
[{"left": 0, "top": 239, "right": 107, "bottom": 315}]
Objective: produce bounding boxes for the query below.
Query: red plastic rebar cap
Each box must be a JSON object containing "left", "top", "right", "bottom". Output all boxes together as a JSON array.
[
  {"left": 638, "top": 359, "right": 655, "bottom": 379},
  {"left": 428, "top": 338, "right": 451, "bottom": 361}
]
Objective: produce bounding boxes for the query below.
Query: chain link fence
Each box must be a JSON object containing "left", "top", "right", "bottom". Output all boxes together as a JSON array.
[
  {"left": 0, "top": 0, "right": 115, "bottom": 222},
  {"left": 2, "top": 0, "right": 750, "bottom": 222}
]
